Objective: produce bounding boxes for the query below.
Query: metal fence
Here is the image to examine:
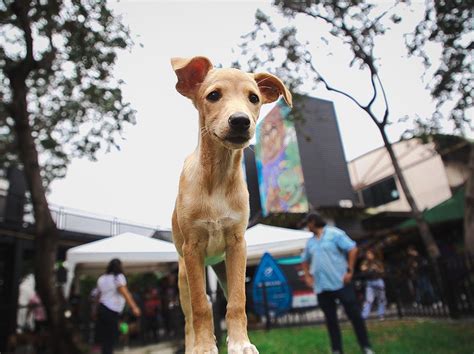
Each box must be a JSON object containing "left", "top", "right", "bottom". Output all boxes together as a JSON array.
[
  {"left": 243, "top": 253, "right": 474, "bottom": 330},
  {"left": 49, "top": 205, "right": 161, "bottom": 237}
]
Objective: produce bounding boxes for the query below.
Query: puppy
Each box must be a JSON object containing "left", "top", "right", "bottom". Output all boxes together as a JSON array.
[{"left": 171, "top": 56, "right": 292, "bottom": 354}]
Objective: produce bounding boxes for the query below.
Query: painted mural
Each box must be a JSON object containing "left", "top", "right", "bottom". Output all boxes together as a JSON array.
[{"left": 255, "top": 100, "right": 309, "bottom": 216}]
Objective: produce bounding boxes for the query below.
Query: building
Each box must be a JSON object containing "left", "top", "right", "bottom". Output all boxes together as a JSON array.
[
  {"left": 244, "top": 95, "right": 362, "bottom": 235},
  {"left": 348, "top": 136, "right": 469, "bottom": 213},
  {"left": 0, "top": 167, "right": 168, "bottom": 351},
  {"left": 347, "top": 135, "right": 470, "bottom": 251}
]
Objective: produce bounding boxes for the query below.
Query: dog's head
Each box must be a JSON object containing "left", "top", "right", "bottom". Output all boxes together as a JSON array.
[{"left": 171, "top": 56, "right": 292, "bottom": 150}]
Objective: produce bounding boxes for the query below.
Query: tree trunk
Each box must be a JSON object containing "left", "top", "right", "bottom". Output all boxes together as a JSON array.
[
  {"left": 465, "top": 143, "right": 474, "bottom": 253},
  {"left": 379, "top": 128, "right": 441, "bottom": 261},
  {"left": 8, "top": 69, "right": 85, "bottom": 353}
]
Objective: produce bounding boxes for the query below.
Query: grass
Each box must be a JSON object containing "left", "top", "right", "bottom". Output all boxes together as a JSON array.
[{"left": 220, "top": 319, "right": 474, "bottom": 354}]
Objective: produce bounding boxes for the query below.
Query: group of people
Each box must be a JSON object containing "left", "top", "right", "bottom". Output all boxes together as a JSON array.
[
  {"left": 300, "top": 212, "right": 442, "bottom": 354},
  {"left": 92, "top": 260, "right": 182, "bottom": 354},
  {"left": 15, "top": 211, "right": 432, "bottom": 354},
  {"left": 92, "top": 213, "right": 383, "bottom": 354}
]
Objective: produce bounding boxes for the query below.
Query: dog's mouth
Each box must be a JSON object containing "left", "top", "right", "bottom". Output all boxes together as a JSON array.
[
  {"left": 225, "top": 135, "right": 250, "bottom": 145},
  {"left": 213, "top": 132, "right": 250, "bottom": 146}
]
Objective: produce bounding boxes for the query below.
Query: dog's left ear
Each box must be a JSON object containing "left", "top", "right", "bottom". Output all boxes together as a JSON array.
[
  {"left": 171, "top": 56, "right": 213, "bottom": 99},
  {"left": 254, "top": 73, "right": 293, "bottom": 108}
]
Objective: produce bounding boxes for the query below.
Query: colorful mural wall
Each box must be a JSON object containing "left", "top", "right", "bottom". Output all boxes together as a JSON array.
[{"left": 255, "top": 100, "right": 309, "bottom": 216}]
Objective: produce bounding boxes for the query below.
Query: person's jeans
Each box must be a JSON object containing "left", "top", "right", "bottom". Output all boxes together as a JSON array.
[
  {"left": 362, "top": 279, "right": 386, "bottom": 319},
  {"left": 318, "top": 285, "right": 371, "bottom": 353},
  {"left": 96, "top": 303, "right": 120, "bottom": 354}
]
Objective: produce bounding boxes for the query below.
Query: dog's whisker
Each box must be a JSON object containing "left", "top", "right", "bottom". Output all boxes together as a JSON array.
[{"left": 256, "top": 76, "right": 272, "bottom": 85}]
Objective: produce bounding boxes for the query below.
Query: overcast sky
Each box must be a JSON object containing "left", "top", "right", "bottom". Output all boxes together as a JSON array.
[{"left": 47, "top": 0, "right": 453, "bottom": 228}]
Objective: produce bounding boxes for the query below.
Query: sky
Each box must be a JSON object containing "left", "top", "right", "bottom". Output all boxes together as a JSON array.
[{"left": 47, "top": 0, "right": 452, "bottom": 228}]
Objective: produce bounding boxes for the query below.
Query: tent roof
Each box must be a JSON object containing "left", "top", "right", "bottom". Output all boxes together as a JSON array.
[
  {"left": 66, "top": 232, "right": 179, "bottom": 266},
  {"left": 245, "top": 224, "right": 312, "bottom": 262},
  {"left": 398, "top": 187, "right": 464, "bottom": 229},
  {"left": 66, "top": 225, "right": 312, "bottom": 268}
]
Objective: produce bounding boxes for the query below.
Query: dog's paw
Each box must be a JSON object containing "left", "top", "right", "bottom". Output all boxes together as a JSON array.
[
  {"left": 228, "top": 340, "right": 259, "bottom": 354},
  {"left": 191, "top": 344, "right": 218, "bottom": 354}
]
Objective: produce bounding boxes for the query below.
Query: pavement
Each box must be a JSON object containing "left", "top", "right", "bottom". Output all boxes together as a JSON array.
[{"left": 115, "top": 340, "right": 183, "bottom": 354}]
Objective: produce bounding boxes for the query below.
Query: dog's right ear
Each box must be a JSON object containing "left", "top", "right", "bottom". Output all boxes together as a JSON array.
[{"left": 171, "top": 56, "right": 213, "bottom": 99}]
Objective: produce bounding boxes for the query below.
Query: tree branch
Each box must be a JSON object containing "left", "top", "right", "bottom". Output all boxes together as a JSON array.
[
  {"left": 306, "top": 57, "right": 381, "bottom": 127},
  {"left": 367, "top": 73, "right": 378, "bottom": 109},
  {"left": 376, "top": 73, "right": 390, "bottom": 125},
  {"left": 11, "top": 0, "right": 35, "bottom": 75}
]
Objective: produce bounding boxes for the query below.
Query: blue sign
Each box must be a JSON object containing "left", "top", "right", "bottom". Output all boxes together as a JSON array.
[{"left": 252, "top": 252, "right": 292, "bottom": 316}]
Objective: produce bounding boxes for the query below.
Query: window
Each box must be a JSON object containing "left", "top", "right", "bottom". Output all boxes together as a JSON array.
[{"left": 361, "top": 176, "right": 400, "bottom": 207}]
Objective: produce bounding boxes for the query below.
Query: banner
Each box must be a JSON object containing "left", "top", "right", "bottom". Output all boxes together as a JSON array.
[{"left": 255, "top": 100, "right": 309, "bottom": 216}]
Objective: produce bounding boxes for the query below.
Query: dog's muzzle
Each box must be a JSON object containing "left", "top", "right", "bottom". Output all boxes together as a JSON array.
[{"left": 226, "top": 112, "right": 251, "bottom": 144}]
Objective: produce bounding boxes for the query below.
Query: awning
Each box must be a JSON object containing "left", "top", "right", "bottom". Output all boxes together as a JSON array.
[{"left": 398, "top": 187, "right": 464, "bottom": 229}]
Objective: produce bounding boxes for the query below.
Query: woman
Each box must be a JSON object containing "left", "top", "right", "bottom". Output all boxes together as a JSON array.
[
  {"left": 95, "top": 258, "right": 141, "bottom": 354},
  {"left": 360, "top": 249, "right": 387, "bottom": 320}
]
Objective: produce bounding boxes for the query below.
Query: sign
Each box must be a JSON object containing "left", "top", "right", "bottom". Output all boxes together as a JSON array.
[
  {"left": 252, "top": 252, "right": 292, "bottom": 316},
  {"left": 277, "top": 256, "right": 318, "bottom": 309},
  {"left": 255, "top": 99, "right": 309, "bottom": 216}
]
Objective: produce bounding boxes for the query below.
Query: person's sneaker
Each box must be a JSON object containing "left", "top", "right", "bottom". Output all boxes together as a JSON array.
[
  {"left": 332, "top": 351, "right": 342, "bottom": 354},
  {"left": 363, "top": 348, "right": 375, "bottom": 354}
]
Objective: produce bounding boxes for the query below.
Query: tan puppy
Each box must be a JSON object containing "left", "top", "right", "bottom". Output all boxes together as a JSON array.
[{"left": 171, "top": 56, "right": 292, "bottom": 354}]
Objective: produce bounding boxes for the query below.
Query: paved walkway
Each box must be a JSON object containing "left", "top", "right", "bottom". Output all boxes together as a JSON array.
[{"left": 115, "top": 340, "right": 182, "bottom": 354}]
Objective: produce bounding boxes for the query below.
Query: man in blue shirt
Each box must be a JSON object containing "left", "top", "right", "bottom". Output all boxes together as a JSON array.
[{"left": 301, "top": 212, "right": 373, "bottom": 354}]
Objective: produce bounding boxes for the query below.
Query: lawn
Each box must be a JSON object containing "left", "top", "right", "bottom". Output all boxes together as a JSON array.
[{"left": 220, "top": 319, "right": 474, "bottom": 354}]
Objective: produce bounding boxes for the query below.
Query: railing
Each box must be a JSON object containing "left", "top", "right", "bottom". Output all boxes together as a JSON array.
[
  {"left": 239, "top": 253, "right": 474, "bottom": 330},
  {"left": 49, "top": 205, "right": 163, "bottom": 237},
  {"left": 0, "top": 192, "right": 166, "bottom": 238}
]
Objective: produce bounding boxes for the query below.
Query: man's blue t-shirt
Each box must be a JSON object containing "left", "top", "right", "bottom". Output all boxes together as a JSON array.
[{"left": 301, "top": 226, "right": 356, "bottom": 294}]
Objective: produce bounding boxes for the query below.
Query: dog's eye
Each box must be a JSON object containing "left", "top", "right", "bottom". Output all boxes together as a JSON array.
[
  {"left": 249, "top": 93, "right": 260, "bottom": 104},
  {"left": 206, "top": 91, "right": 221, "bottom": 102}
]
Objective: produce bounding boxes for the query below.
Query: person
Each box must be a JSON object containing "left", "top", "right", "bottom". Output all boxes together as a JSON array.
[
  {"left": 27, "top": 290, "right": 47, "bottom": 354},
  {"left": 301, "top": 212, "right": 374, "bottom": 354},
  {"left": 161, "top": 273, "right": 181, "bottom": 338},
  {"left": 95, "top": 258, "right": 141, "bottom": 354},
  {"left": 143, "top": 287, "right": 161, "bottom": 343},
  {"left": 360, "top": 249, "right": 387, "bottom": 320},
  {"left": 27, "top": 291, "right": 47, "bottom": 332},
  {"left": 406, "top": 245, "right": 437, "bottom": 306}
]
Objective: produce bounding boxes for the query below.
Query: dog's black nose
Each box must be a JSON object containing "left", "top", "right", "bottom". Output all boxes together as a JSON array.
[{"left": 228, "top": 113, "right": 251, "bottom": 132}]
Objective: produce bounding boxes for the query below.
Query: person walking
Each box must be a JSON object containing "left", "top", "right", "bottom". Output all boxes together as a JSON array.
[
  {"left": 95, "top": 258, "right": 141, "bottom": 354},
  {"left": 301, "top": 212, "right": 374, "bottom": 354},
  {"left": 27, "top": 290, "right": 47, "bottom": 354},
  {"left": 360, "top": 249, "right": 386, "bottom": 320}
]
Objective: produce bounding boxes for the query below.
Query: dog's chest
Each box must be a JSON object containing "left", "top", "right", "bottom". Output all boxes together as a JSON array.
[{"left": 192, "top": 190, "right": 243, "bottom": 261}]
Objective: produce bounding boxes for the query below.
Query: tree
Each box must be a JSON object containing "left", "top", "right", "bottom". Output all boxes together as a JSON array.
[
  {"left": 466, "top": 143, "right": 474, "bottom": 253},
  {"left": 0, "top": 1, "right": 135, "bottom": 352},
  {"left": 234, "top": 0, "right": 445, "bottom": 260},
  {"left": 405, "top": 0, "right": 473, "bottom": 252},
  {"left": 406, "top": 0, "right": 472, "bottom": 133}
]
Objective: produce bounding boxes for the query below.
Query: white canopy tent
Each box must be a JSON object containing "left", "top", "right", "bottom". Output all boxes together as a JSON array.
[
  {"left": 205, "top": 224, "right": 313, "bottom": 293},
  {"left": 245, "top": 224, "right": 312, "bottom": 265},
  {"left": 65, "top": 225, "right": 312, "bottom": 294},
  {"left": 65, "top": 232, "right": 179, "bottom": 295}
]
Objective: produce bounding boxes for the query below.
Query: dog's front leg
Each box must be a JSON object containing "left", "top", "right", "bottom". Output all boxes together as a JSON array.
[
  {"left": 226, "top": 235, "right": 259, "bottom": 354},
  {"left": 183, "top": 241, "right": 218, "bottom": 354}
]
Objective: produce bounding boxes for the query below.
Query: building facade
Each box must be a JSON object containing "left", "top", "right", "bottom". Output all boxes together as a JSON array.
[
  {"left": 348, "top": 137, "right": 470, "bottom": 213},
  {"left": 244, "top": 95, "right": 361, "bottom": 234}
]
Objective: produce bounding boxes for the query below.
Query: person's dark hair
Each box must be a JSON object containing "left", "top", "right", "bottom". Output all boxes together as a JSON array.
[
  {"left": 302, "top": 212, "right": 327, "bottom": 228},
  {"left": 106, "top": 258, "right": 123, "bottom": 275}
]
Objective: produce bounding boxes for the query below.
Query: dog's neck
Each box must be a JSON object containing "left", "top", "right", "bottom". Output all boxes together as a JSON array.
[{"left": 196, "top": 126, "right": 244, "bottom": 193}]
